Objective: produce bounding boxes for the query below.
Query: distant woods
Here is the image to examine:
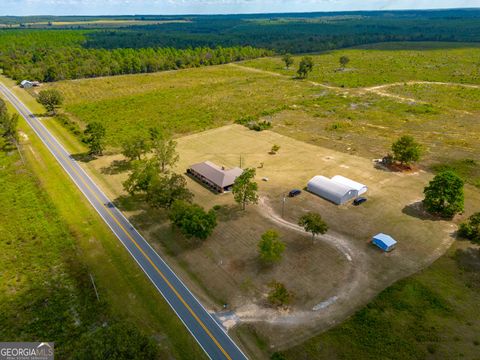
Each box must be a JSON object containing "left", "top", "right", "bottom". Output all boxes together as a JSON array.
[
  {"left": 0, "top": 31, "right": 272, "bottom": 82},
  {"left": 3, "top": 9, "right": 480, "bottom": 82}
]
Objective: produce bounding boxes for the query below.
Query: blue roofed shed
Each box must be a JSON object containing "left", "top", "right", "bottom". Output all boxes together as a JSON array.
[{"left": 372, "top": 233, "right": 397, "bottom": 252}]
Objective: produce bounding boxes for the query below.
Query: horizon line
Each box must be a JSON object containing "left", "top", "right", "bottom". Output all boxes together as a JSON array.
[{"left": 2, "top": 7, "right": 480, "bottom": 18}]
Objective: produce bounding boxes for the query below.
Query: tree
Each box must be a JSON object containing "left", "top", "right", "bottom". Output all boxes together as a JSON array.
[
  {"left": 0, "top": 112, "right": 19, "bottom": 144},
  {"left": 121, "top": 135, "right": 150, "bottom": 161},
  {"left": 123, "top": 159, "right": 157, "bottom": 195},
  {"left": 149, "top": 128, "right": 179, "bottom": 173},
  {"left": 147, "top": 173, "right": 193, "bottom": 209},
  {"left": 298, "top": 212, "right": 328, "bottom": 240},
  {"left": 339, "top": 55, "right": 350, "bottom": 69},
  {"left": 270, "top": 144, "right": 280, "bottom": 154},
  {"left": 44, "top": 66, "right": 57, "bottom": 82},
  {"left": 0, "top": 136, "right": 7, "bottom": 150},
  {"left": 297, "top": 56, "right": 314, "bottom": 79},
  {"left": 258, "top": 230, "right": 285, "bottom": 264},
  {"left": 458, "top": 212, "right": 480, "bottom": 243},
  {"left": 391, "top": 135, "right": 422, "bottom": 166},
  {"left": 282, "top": 53, "right": 294, "bottom": 69},
  {"left": 169, "top": 200, "right": 217, "bottom": 240},
  {"left": 423, "top": 171, "right": 464, "bottom": 218},
  {"left": 267, "top": 281, "right": 294, "bottom": 307},
  {"left": 232, "top": 168, "right": 259, "bottom": 210},
  {"left": 84, "top": 122, "right": 106, "bottom": 156},
  {"left": 0, "top": 98, "right": 7, "bottom": 118},
  {"left": 37, "top": 89, "right": 63, "bottom": 114}
]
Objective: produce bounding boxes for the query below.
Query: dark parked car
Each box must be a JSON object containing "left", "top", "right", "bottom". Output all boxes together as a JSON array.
[
  {"left": 288, "top": 189, "right": 302, "bottom": 197},
  {"left": 353, "top": 197, "right": 367, "bottom": 206}
]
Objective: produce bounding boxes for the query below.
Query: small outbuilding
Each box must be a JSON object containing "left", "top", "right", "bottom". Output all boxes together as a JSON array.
[
  {"left": 372, "top": 233, "right": 397, "bottom": 252},
  {"left": 187, "top": 161, "right": 243, "bottom": 193},
  {"left": 20, "top": 80, "right": 34, "bottom": 89},
  {"left": 307, "top": 175, "right": 358, "bottom": 205},
  {"left": 331, "top": 175, "right": 368, "bottom": 195}
]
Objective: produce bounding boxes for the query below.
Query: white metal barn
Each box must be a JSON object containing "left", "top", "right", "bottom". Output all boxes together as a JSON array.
[
  {"left": 307, "top": 176, "right": 358, "bottom": 205},
  {"left": 331, "top": 175, "right": 368, "bottom": 195}
]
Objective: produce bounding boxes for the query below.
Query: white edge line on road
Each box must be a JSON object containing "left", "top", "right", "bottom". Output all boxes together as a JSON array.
[{"left": 0, "top": 83, "right": 247, "bottom": 359}]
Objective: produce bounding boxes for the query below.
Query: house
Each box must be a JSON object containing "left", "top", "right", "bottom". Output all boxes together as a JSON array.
[
  {"left": 331, "top": 175, "right": 367, "bottom": 195},
  {"left": 187, "top": 161, "right": 243, "bottom": 193},
  {"left": 20, "top": 80, "right": 34, "bottom": 89},
  {"left": 372, "top": 233, "right": 397, "bottom": 252},
  {"left": 307, "top": 175, "right": 358, "bottom": 205}
]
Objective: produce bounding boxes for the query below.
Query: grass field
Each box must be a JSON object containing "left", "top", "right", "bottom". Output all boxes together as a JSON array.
[
  {"left": 278, "top": 240, "right": 480, "bottom": 360},
  {"left": 0, "top": 83, "right": 207, "bottom": 359},
  {"left": 43, "top": 43, "right": 480, "bottom": 181},
  {"left": 13, "top": 41, "right": 480, "bottom": 357},
  {"left": 53, "top": 124, "right": 480, "bottom": 354},
  {"left": 44, "top": 65, "right": 316, "bottom": 146},
  {"left": 242, "top": 42, "right": 480, "bottom": 87}
]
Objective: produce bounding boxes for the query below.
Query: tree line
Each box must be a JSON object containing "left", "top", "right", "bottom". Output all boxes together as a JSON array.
[
  {"left": 83, "top": 10, "right": 480, "bottom": 53},
  {"left": 0, "top": 30, "right": 272, "bottom": 82}
]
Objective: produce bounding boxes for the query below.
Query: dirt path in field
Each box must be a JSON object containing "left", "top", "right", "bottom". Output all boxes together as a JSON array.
[
  {"left": 362, "top": 80, "right": 480, "bottom": 103},
  {"left": 231, "top": 63, "right": 480, "bottom": 103},
  {"left": 232, "top": 197, "right": 371, "bottom": 329}
]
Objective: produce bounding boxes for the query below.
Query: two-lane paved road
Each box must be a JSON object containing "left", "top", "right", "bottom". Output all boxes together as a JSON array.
[{"left": 0, "top": 82, "right": 248, "bottom": 360}]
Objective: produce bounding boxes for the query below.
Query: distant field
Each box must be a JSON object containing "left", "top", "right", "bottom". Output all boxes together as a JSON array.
[
  {"left": 0, "top": 20, "right": 190, "bottom": 28},
  {"left": 45, "top": 43, "right": 480, "bottom": 176},
  {"left": 267, "top": 88, "right": 480, "bottom": 169},
  {"left": 46, "top": 64, "right": 316, "bottom": 146},
  {"left": 242, "top": 42, "right": 480, "bottom": 87}
]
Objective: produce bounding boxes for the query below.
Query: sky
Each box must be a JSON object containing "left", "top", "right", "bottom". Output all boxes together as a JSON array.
[{"left": 1, "top": 0, "right": 479, "bottom": 16}]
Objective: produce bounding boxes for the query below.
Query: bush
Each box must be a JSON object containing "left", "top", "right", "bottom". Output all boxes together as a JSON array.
[
  {"left": 458, "top": 212, "right": 480, "bottom": 243},
  {"left": 169, "top": 200, "right": 217, "bottom": 240},
  {"left": 55, "top": 114, "right": 82, "bottom": 136},
  {"left": 235, "top": 117, "right": 271, "bottom": 131},
  {"left": 73, "top": 322, "right": 159, "bottom": 360},
  {"left": 267, "top": 281, "right": 294, "bottom": 307}
]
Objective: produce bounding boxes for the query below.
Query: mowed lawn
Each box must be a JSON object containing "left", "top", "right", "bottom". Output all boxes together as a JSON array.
[
  {"left": 45, "top": 64, "right": 317, "bottom": 146},
  {"left": 241, "top": 42, "right": 480, "bottom": 87}
]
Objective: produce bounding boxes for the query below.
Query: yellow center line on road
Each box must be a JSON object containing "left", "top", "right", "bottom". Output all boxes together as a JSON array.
[{"left": 8, "top": 91, "right": 233, "bottom": 360}]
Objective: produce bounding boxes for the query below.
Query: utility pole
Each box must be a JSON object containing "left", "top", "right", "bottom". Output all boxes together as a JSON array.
[{"left": 282, "top": 193, "right": 286, "bottom": 219}]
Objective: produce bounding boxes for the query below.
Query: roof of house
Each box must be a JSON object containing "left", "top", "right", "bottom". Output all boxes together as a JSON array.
[
  {"left": 331, "top": 175, "right": 367, "bottom": 192},
  {"left": 372, "top": 233, "right": 397, "bottom": 247},
  {"left": 190, "top": 161, "right": 243, "bottom": 188},
  {"left": 307, "top": 175, "right": 355, "bottom": 198}
]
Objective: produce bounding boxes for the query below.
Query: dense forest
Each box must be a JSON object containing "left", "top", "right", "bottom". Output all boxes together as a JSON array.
[
  {"left": 0, "top": 30, "right": 271, "bottom": 81},
  {"left": 1, "top": 9, "right": 480, "bottom": 82},
  {"left": 83, "top": 9, "right": 480, "bottom": 53}
]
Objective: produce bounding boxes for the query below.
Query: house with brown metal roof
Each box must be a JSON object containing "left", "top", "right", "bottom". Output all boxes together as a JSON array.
[{"left": 187, "top": 161, "right": 243, "bottom": 193}]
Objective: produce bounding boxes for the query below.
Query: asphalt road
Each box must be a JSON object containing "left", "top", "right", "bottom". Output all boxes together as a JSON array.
[{"left": 0, "top": 83, "right": 248, "bottom": 360}]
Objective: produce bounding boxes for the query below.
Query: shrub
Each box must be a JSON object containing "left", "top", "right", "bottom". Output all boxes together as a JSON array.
[
  {"left": 267, "top": 281, "right": 294, "bottom": 307},
  {"left": 458, "top": 212, "right": 480, "bottom": 243}
]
